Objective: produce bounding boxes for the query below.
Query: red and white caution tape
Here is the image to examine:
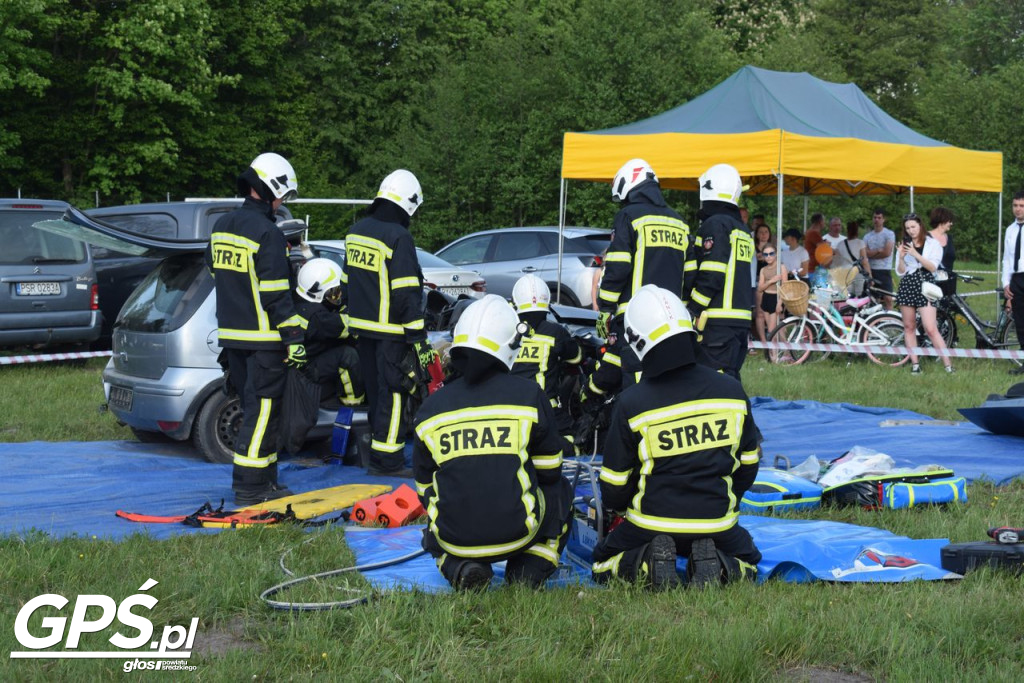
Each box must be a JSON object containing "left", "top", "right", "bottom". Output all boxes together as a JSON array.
[
  {"left": 0, "top": 350, "right": 112, "bottom": 366},
  {"left": 749, "top": 340, "right": 1024, "bottom": 360}
]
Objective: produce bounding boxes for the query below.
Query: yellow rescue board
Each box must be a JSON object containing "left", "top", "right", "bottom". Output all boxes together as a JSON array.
[{"left": 202, "top": 483, "right": 392, "bottom": 528}]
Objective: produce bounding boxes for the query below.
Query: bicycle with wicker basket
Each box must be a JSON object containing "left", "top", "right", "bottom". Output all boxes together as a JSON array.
[{"left": 767, "top": 278, "right": 909, "bottom": 366}]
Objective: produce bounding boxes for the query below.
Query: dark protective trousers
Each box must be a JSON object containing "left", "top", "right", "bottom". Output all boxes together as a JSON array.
[
  {"left": 357, "top": 336, "right": 412, "bottom": 471},
  {"left": 591, "top": 518, "right": 761, "bottom": 583},
  {"left": 225, "top": 348, "right": 287, "bottom": 492},
  {"left": 698, "top": 324, "right": 749, "bottom": 381},
  {"left": 423, "top": 477, "right": 573, "bottom": 588},
  {"left": 307, "top": 344, "right": 365, "bottom": 406},
  {"left": 1011, "top": 273, "right": 1024, "bottom": 351}
]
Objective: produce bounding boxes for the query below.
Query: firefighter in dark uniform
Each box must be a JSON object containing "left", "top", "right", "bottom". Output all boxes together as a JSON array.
[
  {"left": 591, "top": 285, "right": 761, "bottom": 589},
  {"left": 293, "top": 258, "right": 364, "bottom": 407},
  {"left": 511, "top": 274, "right": 582, "bottom": 444},
  {"left": 582, "top": 158, "right": 691, "bottom": 417},
  {"left": 686, "top": 163, "right": 754, "bottom": 381},
  {"left": 413, "top": 295, "right": 573, "bottom": 589},
  {"left": 205, "top": 152, "right": 304, "bottom": 505},
  {"left": 341, "top": 169, "right": 434, "bottom": 476}
]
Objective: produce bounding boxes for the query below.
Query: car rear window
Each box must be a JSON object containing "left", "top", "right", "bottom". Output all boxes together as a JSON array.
[
  {"left": 493, "top": 232, "right": 545, "bottom": 261},
  {"left": 565, "top": 234, "right": 611, "bottom": 254},
  {"left": 118, "top": 254, "right": 211, "bottom": 333},
  {"left": 0, "top": 210, "right": 86, "bottom": 264},
  {"left": 97, "top": 213, "right": 179, "bottom": 239}
]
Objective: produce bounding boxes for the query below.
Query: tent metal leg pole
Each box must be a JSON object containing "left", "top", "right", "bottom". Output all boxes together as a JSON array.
[
  {"left": 997, "top": 192, "right": 1003, "bottom": 289},
  {"left": 909, "top": 186, "right": 915, "bottom": 213},
  {"left": 802, "top": 197, "right": 808, "bottom": 230},
  {"left": 776, "top": 173, "right": 785, "bottom": 279},
  {"left": 556, "top": 178, "right": 567, "bottom": 304}
]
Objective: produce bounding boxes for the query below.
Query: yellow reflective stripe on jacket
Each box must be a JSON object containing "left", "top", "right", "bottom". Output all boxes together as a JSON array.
[
  {"left": 218, "top": 328, "right": 283, "bottom": 343},
  {"left": 404, "top": 319, "right": 425, "bottom": 331},
  {"left": 599, "top": 466, "right": 631, "bottom": 486},
  {"left": 739, "top": 449, "right": 759, "bottom": 465},
  {"left": 598, "top": 288, "right": 621, "bottom": 303},
  {"left": 532, "top": 453, "right": 562, "bottom": 470},
  {"left": 415, "top": 405, "right": 539, "bottom": 437},
  {"left": 706, "top": 309, "right": 752, "bottom": 321},
  {"left": 259, "top": 278, "right": 290, "bottom": 292},
  {"left": 601, "top": 352, "right": 621, "bottom": 368},
  {"left": 699, "top": 261, "right": 728, "bottom": 273},
  {"left": 391, "top": 276, "right": 421, "bottom": 289},
  {"left": 346, "top": 233, "right": 394, "bottom": 259},
  {"left": 349, "top": 316, "right": 405, "bottom": 335},
  {"left": 627, "top": 399, "right": 747, "bottom": 432},
  {"left": 210, "top": 232, "right": 260, "bottom": 251},
  {"left": 604, "top": 251, "right": 631, "bottom": 263},
  {"left": 277, "top": 314, "right": 302, "bottom": 330},
  {"left": 625, "top": 509, "right": 738, "bottom": 534},
  {"left": 690, "top": 290, "right": 711, "bottom": 306}
]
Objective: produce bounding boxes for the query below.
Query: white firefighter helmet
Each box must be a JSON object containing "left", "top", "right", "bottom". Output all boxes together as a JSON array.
[
  {"left": 511, "top": 274, "right": 550, "bottom": 312},
  {"left": 296, "top": 258, "right": 342, "bottom": 303},
  {"left": 250, "top": 153, "right": 298, "bottom": 201},
  {"left": 377, "top": 169, "right": 423, "bottom": 216},
  {"left": 611, "top": 158, "right": 657, "bottom": 202},
  {"left": 623, "top": 285, "right": 694, "bottom": 361},
  {"left": 698, "top": 163, "right": 743, "bottom": 206},
  {"left": 451, "top": 294, "right": 528, "bottom": 369}
]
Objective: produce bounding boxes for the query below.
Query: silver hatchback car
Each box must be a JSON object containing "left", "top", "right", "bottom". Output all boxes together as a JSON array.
[
  {"left": 33, "top": 202, "right": 343, "bottom": 463},
  {"left": 435, "top": 226, "right": 611, "bottom": 307}
]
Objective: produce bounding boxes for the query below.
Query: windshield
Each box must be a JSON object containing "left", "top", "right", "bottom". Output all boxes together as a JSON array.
[
  {"left": 416, "top": 249, "right": 458, "bottom": 269},
  {"left": 1, "top": 210, "right": 86, "bottom": 264},
  {"left": 118, "top": 255, "right": 211, "bottom": 333}
]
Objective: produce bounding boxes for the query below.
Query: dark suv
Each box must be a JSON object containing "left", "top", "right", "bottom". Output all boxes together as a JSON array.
[{"left": 1, "top": 199, "right": 101, "bottom": 349}]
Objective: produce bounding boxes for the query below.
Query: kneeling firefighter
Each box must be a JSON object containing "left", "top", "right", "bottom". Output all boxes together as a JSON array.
[
  {"left": 412, "top": 295, "right": 573, "bottom": 590},
  {"left": 510, "top": 274, "right": 582, "bottom": 445},
  {"left": 293, "top": 258, "right": 364, "bottom": 407},
  {"left": 591, "top": 285, "right": 762, "bottom": 589}
]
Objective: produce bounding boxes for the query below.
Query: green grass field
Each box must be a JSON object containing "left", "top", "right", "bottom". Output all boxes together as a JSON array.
[{"left": 2, "top": 293, "right": 1023, "bottom": 681}]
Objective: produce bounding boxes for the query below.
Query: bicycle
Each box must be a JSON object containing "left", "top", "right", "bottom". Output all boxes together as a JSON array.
[
  {"left": 932, "top": 271, "right": 1019, "bottom": 367},
  {"left": 766, "top": 286, "right": 909, "bottom": 366}
]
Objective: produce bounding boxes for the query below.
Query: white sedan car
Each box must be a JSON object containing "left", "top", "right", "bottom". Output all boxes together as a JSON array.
[{"left": 307, "top": 240, "right": 486, "bottom": 299}]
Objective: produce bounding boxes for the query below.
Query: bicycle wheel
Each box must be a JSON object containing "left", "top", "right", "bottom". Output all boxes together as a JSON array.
[
  {"left": 767, "top": 317, "right": 817, "bottom": 365},
  {"left": 999, "top": 314, "right": 1021, "bottom": 367},
  {"left": 861, "top": 313, "right": 910, "bottom": 367}
]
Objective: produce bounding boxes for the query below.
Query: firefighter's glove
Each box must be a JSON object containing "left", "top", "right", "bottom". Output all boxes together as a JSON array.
[
  {"left": 596, "top": 311, "right": 613, "bottom": 341},
  {"left": 285, "top": 343, "right": 308, "bottom": 369},
  {"left": 414, "top": 340, "right": 439, "bottom": 371},
  {"left": 695, "top": 310, "right": 708, "bottom": 343},
  {"left": 339, "top": 312, "right": 351, "bottom": 340}
]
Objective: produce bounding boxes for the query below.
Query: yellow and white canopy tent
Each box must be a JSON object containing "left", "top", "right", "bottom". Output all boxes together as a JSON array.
[{"left": 557, "top": 66, "right": 1005, "bottom": 285}]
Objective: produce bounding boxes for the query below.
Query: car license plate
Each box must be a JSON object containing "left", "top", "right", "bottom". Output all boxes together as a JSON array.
[
  {"left": 440, "top": 286, "right": 470, "bottom": 297},
  {"left": 109, "top": 386, "right": 134, "bottom": 411},
  {"left": 16, "top": 282, "right": 61, "bottom": 296}
]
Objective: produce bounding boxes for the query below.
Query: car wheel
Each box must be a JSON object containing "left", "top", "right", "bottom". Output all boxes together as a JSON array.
[
  {"left": 192, "top": 391, "right": 242, "bottom": 464},
  {"left": 550, "top": 287, "right": 580, "bottom": 307},
  {"left": 130, "top": 427, "right": 175, "bottom": 444}
]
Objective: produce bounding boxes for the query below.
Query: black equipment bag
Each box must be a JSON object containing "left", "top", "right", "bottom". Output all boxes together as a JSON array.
[
  {"left": 277, "top": 367, "right": 321, "bottom": 455},
  {"left": 940, "top": 542, "right": 1024, "bottom": 575}
]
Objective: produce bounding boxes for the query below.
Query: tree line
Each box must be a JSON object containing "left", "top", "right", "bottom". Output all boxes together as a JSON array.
[{"left": 2, "top": 0, "right": 1022, "bottom": 260}]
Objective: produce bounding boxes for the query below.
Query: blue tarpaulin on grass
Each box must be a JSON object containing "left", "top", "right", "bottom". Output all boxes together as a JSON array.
[
  {"left": 0, "top": 398, "right": 1018, "bottom": 545},
  {"left": 344, "top": 517, "right": 957, "bottom": 590},
  {"left": 751, "top": 398, "right": 1023, "bottom": 485}
]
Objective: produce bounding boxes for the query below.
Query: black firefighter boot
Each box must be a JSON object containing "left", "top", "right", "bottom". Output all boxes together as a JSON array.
[
  {"left": 441, "top": 557, "right": 494, "bottom": 591},
  {"left": 686, "top": 538, "right": 723, "bottom": 589},
  {"left": 637, "top": 535, "right": 682, "bottom": 591},
  {"left": 232, "top": 463, "right": 293, "bottom": 507}
]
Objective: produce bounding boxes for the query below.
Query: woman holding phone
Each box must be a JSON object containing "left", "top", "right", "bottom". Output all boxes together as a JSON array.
[{"left": 895, "top": 213, "right": 953, "bottom": 375}]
